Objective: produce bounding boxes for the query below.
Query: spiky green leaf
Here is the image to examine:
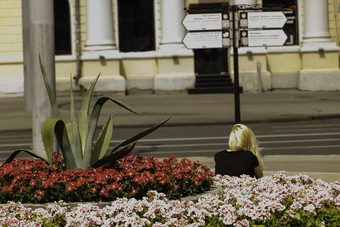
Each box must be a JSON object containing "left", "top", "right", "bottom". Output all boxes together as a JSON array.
[
  {"left": 41, "top": 119, "right": 59, "bottom": 164},
  {"left": 91, "top": 116, "right": 113, "bottom": 165},
  {"left": 78, "top": 74, "right": 100, "bottom": 154},
  {"left": 69, "top": 76, "right": 82, "bottom": 161},
  {"left": 39, "top": 55, "right": 61, "bottom": 119},
  {"left": 81, "top": 97, "right": 139, "bottom": 169},
  {"left": 54, "top": 120, "right": 78, "bottom": 169},
  {"left": 108, "top": 116, "right": 171, "bottom": 155},
  {"left": 92, "top": 143, "right": 136, "bottom": 168},
  {"left": 1, "top": 149, "right": 50, "bottom": 167}
]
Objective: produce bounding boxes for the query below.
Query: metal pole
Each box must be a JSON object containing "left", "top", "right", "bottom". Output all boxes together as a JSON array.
[
  {"left": 29, "top": 0, "right": 56, "bottom": 157},
  {"left": 232, "top": 5, "right": 241, "bottom": 124}
]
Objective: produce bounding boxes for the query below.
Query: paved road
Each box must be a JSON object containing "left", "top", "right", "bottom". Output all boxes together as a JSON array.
[{"left": 0, "top": 118, "right": 339, "bottom": 182}]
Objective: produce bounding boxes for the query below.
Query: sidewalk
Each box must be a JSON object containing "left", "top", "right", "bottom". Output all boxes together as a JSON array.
[
  {"left": 1, "top": 89, "right": 340, "bottom": 131},
  {"left": 0, "top": 89, "right": 339, "bottom": 182}
]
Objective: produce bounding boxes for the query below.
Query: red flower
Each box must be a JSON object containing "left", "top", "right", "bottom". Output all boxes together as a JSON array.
[
  {"left": 126, "top": 169, "right": 137, "bottom": 178},
  {"left": 132, "top": 176, "right": 144, "bottom": 184},
  {"left": 108, "top": 182, "right": 119, "bottom": 190},
  {"left": 29, "top": 180, "right": 37, "bottom": 187},
  {"left": 99, "top": 188, "right": 109, "bottom": 196},
  {"left": 19, "top": 186, "right": 26, "bottom": 194},
  {"left": 181, "top": 158, "right": 192, "bottom": 166},
  {"left": 36, "top": 190, "right": 45, "bottom": 196},
  {"left": 66, "top": 182, "right": 76, "bottom": 192},
  {"left": 131, "top": 187, "right": 138, "bottom": 195}
]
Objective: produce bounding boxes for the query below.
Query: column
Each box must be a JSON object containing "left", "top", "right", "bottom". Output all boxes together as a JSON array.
[
  {"left": 84, "top": 0, "right": 115, "bottom": 52},
  {"left": 299, "top": 0, "right": 340, "bottom": 91},
  {"left": 82, "top": 0, "right": 124, "bottom": 93},
  {"left": 29, "top": 0, "right": 56, "bottom": 157},
  {"left": 157, "top": 0, "right": 192, "bottom": 56},
  {"left": 302, "top": 0, "right": 332, "bottom": 44},
  {"left": 155, "top": 0, "right": 194, "bottom": 92}
]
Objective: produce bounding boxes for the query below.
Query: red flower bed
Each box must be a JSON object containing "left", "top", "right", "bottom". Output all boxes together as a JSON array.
[{"left": 0, "top": 154, "right": 213, "bottom": 203}]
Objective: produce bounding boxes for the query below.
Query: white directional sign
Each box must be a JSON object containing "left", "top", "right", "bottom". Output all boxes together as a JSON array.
[
  {"left": 243, "top": 12, "right": 287, "bottom": 29},
  {"left": 183, "top": 31, "right": 223, "bottom": 49},
  {"left": 182, "top": 13, "right": 222, "bottom": 31},
  {"left": 247, "top": 30, "right": 287, "bottom": 46}
]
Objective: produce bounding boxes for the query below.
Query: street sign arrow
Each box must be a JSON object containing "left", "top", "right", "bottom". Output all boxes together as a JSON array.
[
  {"left": 182, "top": 13, "right": 222, "bottom": 31},
  {"left": 246, "top": 12, "right": 287, "bottom": 29},
  {"left": 183, "top": 31, "right": 223, "bottom": 49},
  {"left": 247, "top": 30, "right": 287, "bottom": 46}
]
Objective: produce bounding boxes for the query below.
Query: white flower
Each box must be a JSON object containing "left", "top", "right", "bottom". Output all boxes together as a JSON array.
[{"left": 303, "top": 204, "right": 316, "bottom": 214}]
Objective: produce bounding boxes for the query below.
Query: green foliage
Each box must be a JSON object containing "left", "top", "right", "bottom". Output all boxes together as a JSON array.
[{"left": 2, "top": 56, "right": 170, "bottom": 170}]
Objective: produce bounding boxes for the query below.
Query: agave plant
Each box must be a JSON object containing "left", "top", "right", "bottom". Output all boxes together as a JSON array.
[{"left": 2, "top": 56, "right": 170, "bottom": 170}]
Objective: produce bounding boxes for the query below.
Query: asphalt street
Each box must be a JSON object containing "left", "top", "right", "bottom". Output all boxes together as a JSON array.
[{"left": 0, "top": 90, "right": 339, "bottom": 182}]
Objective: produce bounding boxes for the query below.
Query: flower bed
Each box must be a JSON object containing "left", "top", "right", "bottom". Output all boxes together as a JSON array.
[
  {"left": 0, "top": 171, "right": 339, "bottom": 226},
  {"left": 0, "top": 154, "right": 213, "bottom": 203}
]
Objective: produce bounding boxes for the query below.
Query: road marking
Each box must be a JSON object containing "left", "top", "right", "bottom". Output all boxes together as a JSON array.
[
  {"left": 134, "top": 149, "right": 219, "bottom": 155},
  {"left": 109, "top": 132, "right": 340, "bottom": 143},
  {"left": 256, "top": 132, "right": 340, "bottom": 138},
  {"left": 2, "top": 132, "right": 339, "bottom": 148},
  {"left": 132, "top": 144, "right": 340, "bottom": 154},
  {"left": 272, "top": 128, "right": 340, "bottom": 133},
  {"left": 135, "top": 143, "right": 226, "bottom": 149},
  {"left": 261, "top": 138, "right": 340, "bottom": 144},
  {"left": 0, "top": 134, "right": 31, "bottom": 139},
  {"left": 272, "top": 124, "right": 340, "bottom": 129},
  {"left": 134, "top": 138, "right": 340, "bottom": 149},
  {"left": 268, "top": 144, "right": 340, "bottom": 150},
  {"left": 0, "top": 143, "right": 31, "bottom": 148},
  {"left": 111, "top": 136, "right": 227, "bottom": 143}
]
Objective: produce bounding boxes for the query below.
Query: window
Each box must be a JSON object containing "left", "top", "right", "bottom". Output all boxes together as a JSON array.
[
  {"left": 54, "top": 0, "right": 72, "bottom": 55},
  {"left": 262, "top": 0, "right": 299, "bottom": 45},
  {"left": 118, "top": 0, "right": 155, "bottom": 52}
]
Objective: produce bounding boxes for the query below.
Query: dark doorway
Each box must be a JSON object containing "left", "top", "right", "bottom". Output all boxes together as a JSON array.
[
  {"left": 54, "top": 0, "right": 72, "bottom": 55},
  {"left": 194, "top": 49, "right": 228, "bottom": 75},
  {"left": 118, "top": 0, "right": 155, "bottom": 52}
]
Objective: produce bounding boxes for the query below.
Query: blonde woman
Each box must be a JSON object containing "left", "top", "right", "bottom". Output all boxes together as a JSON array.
[{"left": 214, "top": 124, "right": 264, "bottom": 179}]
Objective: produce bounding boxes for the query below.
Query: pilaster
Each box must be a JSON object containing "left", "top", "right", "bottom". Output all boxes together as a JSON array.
[
  {"left": 81, "top": 0, "right": 124, "bottom": 93},
  {"left": 155, "top": 0, "right": 194, "bottom": 92},
  {"left": 299, "top": 0, "right": 340, "bottom": 91}
]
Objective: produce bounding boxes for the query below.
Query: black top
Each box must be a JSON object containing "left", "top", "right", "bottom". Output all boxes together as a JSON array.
[{"left": 214, "top": 150, "right": 259, "bottom": 177}]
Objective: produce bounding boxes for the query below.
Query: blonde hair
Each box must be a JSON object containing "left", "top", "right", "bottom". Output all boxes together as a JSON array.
[{"left": 228, "top": 124, "right": 264, "bottom": 168}]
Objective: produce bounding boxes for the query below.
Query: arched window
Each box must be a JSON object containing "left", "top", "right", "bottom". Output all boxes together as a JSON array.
[
  {"left": 54, "top": 0, "right": 72, "bottom": 55},
  {"left": 118, "top": 0, "right": 155, "bottom": 52}
]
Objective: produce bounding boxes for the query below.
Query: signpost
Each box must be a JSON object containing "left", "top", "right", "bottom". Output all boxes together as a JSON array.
[
  {"left": 241, "top": 30, "right": 288, "bottom": 47},
  {"left": 240, "top": 11, "right": 287, "bottom": 29},
  {"left": 182, "top": 4, "right": 288, "bottom": 124},
  {"left": 182, "top": 13, "right": 223, "bottom": 31},
  {"left": 183, "top": 32, "right": 222, "bottom": 49},
  {"left": 182, "top": 12, "right": 230, "bottom": 49},
  {"left": 183, "top": 31, "right": 230, "bottom": 49}
]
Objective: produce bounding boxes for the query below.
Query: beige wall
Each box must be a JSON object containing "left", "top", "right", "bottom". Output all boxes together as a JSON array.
[
  {"left": 0, "top": 0, "right": 339, "bottom": 93},
  {"left": 0, "top": 0, "right": 23, "bottom": 58}
]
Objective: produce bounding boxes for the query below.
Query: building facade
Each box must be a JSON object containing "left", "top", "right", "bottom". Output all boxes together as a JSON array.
[{"left": 0, "top": 0, "right": 340, "bottom": 96}]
